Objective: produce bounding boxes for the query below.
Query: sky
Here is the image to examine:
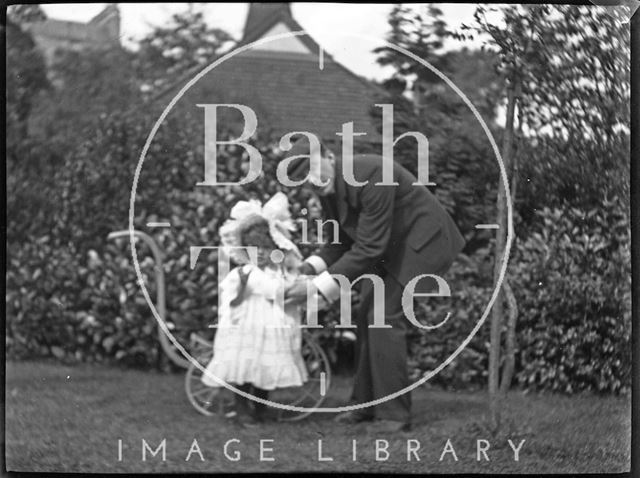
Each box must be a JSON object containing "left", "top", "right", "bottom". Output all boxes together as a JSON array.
[{"left": 40, "top": 3, "right": 479, "bottom": 81}]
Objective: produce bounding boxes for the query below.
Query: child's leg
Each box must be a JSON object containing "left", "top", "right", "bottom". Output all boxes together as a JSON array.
[
  {"left": 252, "top": 387, "right": 269, "bottom": 420},
  {"left": 234, "top": 383, "right": 253, "bottom": 417}
]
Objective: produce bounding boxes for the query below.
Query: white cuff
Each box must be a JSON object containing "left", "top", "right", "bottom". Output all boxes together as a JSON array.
[
  {"left": 312, "top": 271, "right": 341, "bottom": 303},
  {"left": 305, "top": 255, "right": 328, "bottom": 274}
]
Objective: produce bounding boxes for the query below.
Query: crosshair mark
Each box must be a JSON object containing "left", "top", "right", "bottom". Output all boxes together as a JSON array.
[
  {"left": 475, "top": 224, "right": 500, "bottom": 230},
  {"left": 146, "top": 222, "right": 171, "bottom": 228},
  {"left": 130, "top": 29, "right": 513, "bottom": 415},
  {"left": 320, "top": 372, "right": 327, "bottom": 396}
]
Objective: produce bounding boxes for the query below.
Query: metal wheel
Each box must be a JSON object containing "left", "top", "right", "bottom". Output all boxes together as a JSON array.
[
  {"left": 271, "top": 331, "right": 332, "bottom": 422},
  {"left": 185, "top": 332, "right": 331, "bottom": 420},
  {"left": 158, "top": 321, "right": 199, "bottom": 370},
  {"left": 184, "top": 335, "right": 234, "bottom": 416},
  {"left": 108, "top": 230, "right": 332, "bottom": 420}
]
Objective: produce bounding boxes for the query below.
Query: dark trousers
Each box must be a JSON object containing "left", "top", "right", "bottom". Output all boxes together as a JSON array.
[{"left": 351, "top": 268, "right": 411, "bottom": 423}]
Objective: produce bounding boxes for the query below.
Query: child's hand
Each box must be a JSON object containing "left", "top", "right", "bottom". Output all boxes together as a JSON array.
[
  {"left": 315, "top": 292, "right": 330, "bottom": 311},
  {"left": 284, "top": 277, "right": 315, "bottom": 305},
  {"left": 308, "top": 291, "right": 331, "bottom": 314}
]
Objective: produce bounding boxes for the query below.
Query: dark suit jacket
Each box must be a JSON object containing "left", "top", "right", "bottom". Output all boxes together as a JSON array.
[{"left": 317, "top": 154, "right": 465, "bottom": 291}]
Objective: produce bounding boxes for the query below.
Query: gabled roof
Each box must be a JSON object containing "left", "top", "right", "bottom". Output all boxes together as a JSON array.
[
  {"left": 175, "top": 48, "right": 382, "bottom": 144},
  {"left": 24, "top": 4, "right": 119, "bottom": 44},
  {"left": 243, "top": 3, "right": 291, "bottom": 40},
  {"left": 89, "top": 4, "right": 119, "bottom": 27},
  {"left": 239, "top": 3, "right": 322, "bottom": 56},
  {"left": 152, "top": 3, "right": 386, "bottom": 145},
  {"left": 25, "top": 18, "right": 111, "bottom": 43}
]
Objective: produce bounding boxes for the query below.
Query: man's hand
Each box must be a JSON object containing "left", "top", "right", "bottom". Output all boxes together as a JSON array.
[
  {"left": 314, "top": 292, "right": 330, "bottom": 311},
  {"left": 284, "top": 277, "right": 315, "bottom": 305},
  {"left": 297, "top": 262, "right": 317, "bottom": 276}
]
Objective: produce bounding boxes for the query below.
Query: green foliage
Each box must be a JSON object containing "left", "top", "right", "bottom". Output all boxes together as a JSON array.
[
  {"left": 30, "top": 46, "right": 142, "bottom": 151},
  {"left": 6, "top": 139, "right": 63, "bottom": 247},
  {"left": 6, "top": 17, "right": 50, "bottom": 146},
  {"left": 511, "top": 204, "right": 631, "bottom": 393},
  {"left": 464, "top": 4, "right": 630, "bottom": 212},
  {"left": 6, "top": 15, "right": 56, "bottom": 245},
  {"left": 133, "top": 4, "right": 234, "bottom": 94},
  {"left": 6, "top": 239, "right": 160, "bottom": 366},
  {"left": 374, "top": 4, "right": 450, "bottom": 83},
  {"left": 440, "top": 3, "right": 630, "bottom": 394},
  {"left": 6, "top": 100, "right": 344, "bottom": 367},
  {"left": 407, "top": 248, "right": 493, "bottom": 389},
  {"left": 7, "top": 4, "right": 47, "bottom": 23},
  {"left": 407, "top": 199, "right": 631, "bottom": 394},
  {"left": 5, "top": 4, "right": 631, "bottom": 397},
  {"left": 374, "top": 7, "right": 504, "bottom": 253}
]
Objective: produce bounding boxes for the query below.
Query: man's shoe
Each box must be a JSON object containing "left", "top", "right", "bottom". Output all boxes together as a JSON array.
[
  {"left": 366, "top": 419, "right": 411, "bottom": 433},
  {"left": 334, "top": 410, "right": 374, "bottom": 424}
]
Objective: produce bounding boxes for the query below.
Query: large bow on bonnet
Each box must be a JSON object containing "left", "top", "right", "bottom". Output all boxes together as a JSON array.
[{"left": 219, "top": 192, "right": 301, "bottom": 263}]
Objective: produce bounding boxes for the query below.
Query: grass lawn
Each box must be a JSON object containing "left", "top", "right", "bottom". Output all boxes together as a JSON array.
[{"left": 4, "top": 360, "right": 631, "bottom": 473}]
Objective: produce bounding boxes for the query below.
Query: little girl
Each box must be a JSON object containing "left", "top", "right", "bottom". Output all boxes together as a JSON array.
[{"left": 202, "top": 193, "right": 308, "bottom": 424}]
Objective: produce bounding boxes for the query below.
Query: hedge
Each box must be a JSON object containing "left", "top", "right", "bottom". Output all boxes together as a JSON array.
[{"left": 6, "top": 111, "right": 631, "bottom": 394}]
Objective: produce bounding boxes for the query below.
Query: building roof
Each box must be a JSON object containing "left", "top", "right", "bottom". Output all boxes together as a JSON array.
[
  {"left": 240, "top": 3, "right": 322, "bottom": 55},
  {"left": 26, "top": 18, "right": 109, "bottom": 43},
  {"left": 243, "top": 3, "right": 291, "bottom": 41},
  {"left": 154, "top": 3, "right": 384, "bottom": 145},
  {"left": 24, "top": 4, "right": 120, "bottom": 45},
  {"left": 89, "top": 3, "right": 119, "bottom": 27},
  {"left": 179, "top": 49, "right": 382, "bottom": 143}
]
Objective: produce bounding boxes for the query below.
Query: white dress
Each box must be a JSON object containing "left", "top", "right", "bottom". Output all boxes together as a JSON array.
[{"left": 201, "top": 264, "right": 308, "bottom": 390}]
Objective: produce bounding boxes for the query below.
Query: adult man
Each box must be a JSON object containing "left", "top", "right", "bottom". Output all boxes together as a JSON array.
[{"left": 284, "top": 140, "right": 465, "bottom": 432}]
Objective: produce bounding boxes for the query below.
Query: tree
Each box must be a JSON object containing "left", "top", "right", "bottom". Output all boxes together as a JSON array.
[
  {"left": 516, "top": 6, "right": 630, "bottom": 212},
  {"left": 377, "top": 2, "right": 630, "bottom": 426},
  {"left": 31, "top": 45, "right": 141, "bottom": 153},
  {"left": 133, "top": 4, "right": 234, "bottom": 95},
  {"left": 6, "top": 6, "right": 49, "bottom": 147},
  {"left": 6, "top": 5, "right": 54, "bottom": 245},
  {"left": 374, "top": 4, "right": 450, "bottom": 84},
  {"left": 462, "top": 3, "right": 630, "bottom": 428},
  {"left": 374, "top": 4, "right": 519, "bottom": 417},
  {"left": 465, "top": 4, "right": 630, "bottom": 215},
  {"left": 6, "top": 4, "right": 47, "bottom": 23},
  {"left": 373, "top": 5, "right": 504, "bottom": 248},
  {"left": 461, "top": 3, "right": 534, "bottom": 431}
]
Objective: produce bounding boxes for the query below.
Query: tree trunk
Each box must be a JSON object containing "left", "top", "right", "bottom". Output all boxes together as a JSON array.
[
  {"left": 488, "top": 76, "right": 518, "bottom": 429},
  {"left": 499, "top": 111, "right": 521, "bottom": 393},
  {"left": 500, "top": 279, "right": 519, "bottom": 392}
]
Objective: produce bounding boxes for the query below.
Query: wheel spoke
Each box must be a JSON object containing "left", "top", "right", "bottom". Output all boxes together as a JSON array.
[
  {"left": 298, "top": 388, "right": 316, "bottom": 402},
  {"left": 192, "top": 387, "right": 219, "bottom": 399}
]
